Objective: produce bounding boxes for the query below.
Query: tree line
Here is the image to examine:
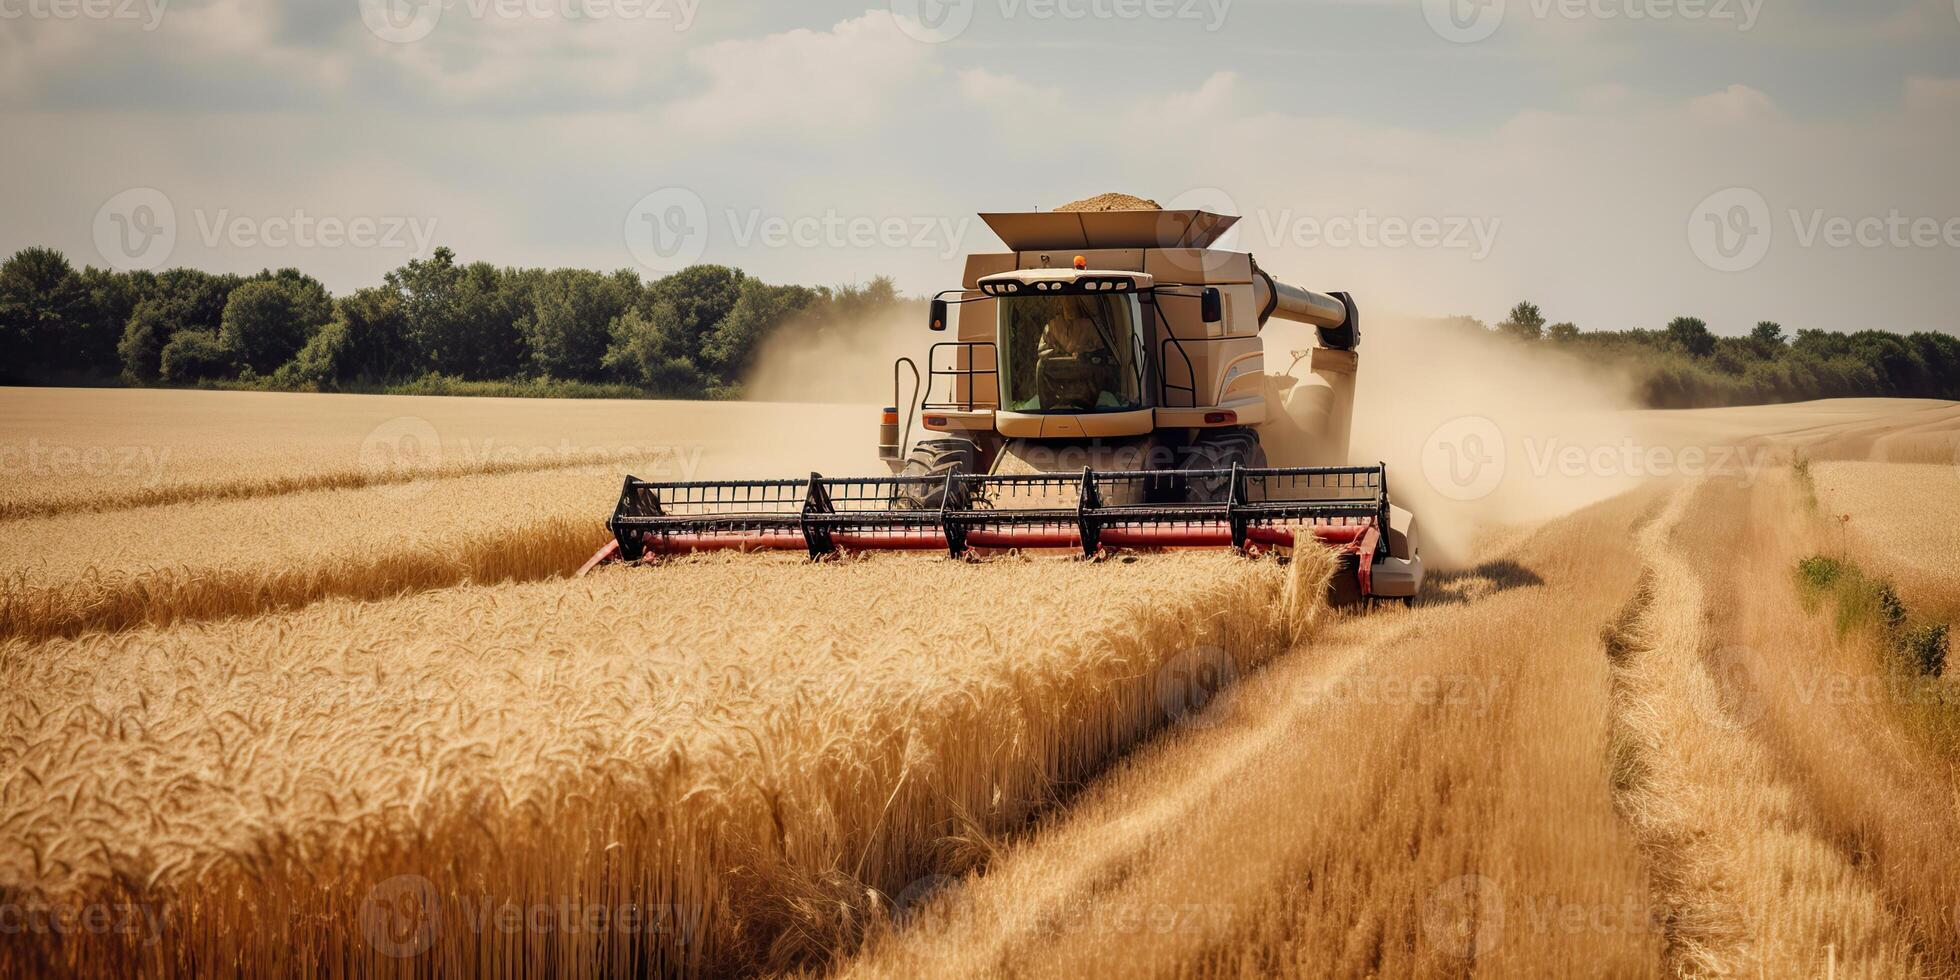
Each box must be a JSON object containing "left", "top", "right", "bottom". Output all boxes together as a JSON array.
[
  {"left": 1, "top": 245, "right": 1953, "bottom": 408},
  {"left": 0, "top": 246, "right": 904, "bottom": 399},
  {"left": 1462, "top": 301, "right": 1960, "bottom": 409}
]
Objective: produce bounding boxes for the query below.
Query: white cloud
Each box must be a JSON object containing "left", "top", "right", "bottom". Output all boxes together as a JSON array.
[
  {"left": 1687, "top": 84, "right": 1779, "bottom": 125},
  {"left": 660, "top": 11, "right": 939, "bottom": 140},
  {"left": 3, "top": 6, "right": 1955, "bottom": 337}
]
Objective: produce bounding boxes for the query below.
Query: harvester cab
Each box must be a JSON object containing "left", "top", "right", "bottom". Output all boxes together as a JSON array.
[{"left": 585, "top": 206, "right": 1424, "bottom": 605}]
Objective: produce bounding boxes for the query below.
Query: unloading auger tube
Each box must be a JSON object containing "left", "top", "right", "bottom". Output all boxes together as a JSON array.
[
  {"left": 578, "top": 464, "right": 1406, "bottom": 599},
  {"left": 1253, "top": 263, "right": 1360, "bottom": 351}
]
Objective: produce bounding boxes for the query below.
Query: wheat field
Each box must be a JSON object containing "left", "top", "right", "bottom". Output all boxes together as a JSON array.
[{"left": 3, "top": 388, "right": 1957, "bottom": 979}]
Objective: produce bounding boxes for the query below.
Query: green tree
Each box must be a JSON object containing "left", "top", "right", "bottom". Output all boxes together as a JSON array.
[
  {"left": 219, "top": 273, "right": 333, "bottom": 374},
  {"left": 1750, "top": 321, "right": 1785, "bottom": 347},
  {"left": 700, "top": 279, "right": 821, "bottom": 376},
  {"left": 286, "top": 286, "right": 415, "bottom": 386},
  {"left": 0, "top": 247, "right": 89, "bottom": 380},
  {"left": 641, "top": 265, "right": 747, "bottom": 361},
  {"left": 1497, "top": 301, "right": 1546, "bottom": 342},
  {"left": 1546, "top": 322, "right": 1579, "bottom": 343},
  {"left": 1665, "top": 316, "right": 1716, "bottom": 358},
  {"left": 602, "top": 302, "right": 706, "bottom": 395},
  {"left": 519, "top": 269, "right": 634, "bottom": 380},
  {"left": 159, "top": 329, "right": 238, "bottom": 383},
  {"left": 118, "top": 269, "right": 239, "bottom": 382},
  {"left": 387, "top": 248, "right": 528, "bottom": 378},
  {"left": 69, "top": 266, "right": 150, "bottom": 376}
]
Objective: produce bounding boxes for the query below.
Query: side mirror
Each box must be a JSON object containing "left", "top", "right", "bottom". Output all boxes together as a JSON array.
[
  {"left": 1200, "top": 288, "right": 1223, "bottom": 325},
  {"left": 928, "top": 299, "right": 949, "bottom": 332}
]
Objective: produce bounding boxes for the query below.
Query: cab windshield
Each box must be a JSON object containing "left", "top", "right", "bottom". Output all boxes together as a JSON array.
[{"left": 998, "top": 293, "right": 1145, "bottom": 413}]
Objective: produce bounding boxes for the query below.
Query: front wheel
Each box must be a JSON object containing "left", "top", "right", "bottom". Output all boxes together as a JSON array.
[
  {"left": 1182, "top": 428, "right": 1268, "bottom": 503},
  {"left": 895, "top": 438, "right": 980, "bottom": 510}
]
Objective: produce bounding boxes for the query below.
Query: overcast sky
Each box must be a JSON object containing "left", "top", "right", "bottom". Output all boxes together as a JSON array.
[{"left": 4, "top": 0, "right": 1957, "bottom": 334}]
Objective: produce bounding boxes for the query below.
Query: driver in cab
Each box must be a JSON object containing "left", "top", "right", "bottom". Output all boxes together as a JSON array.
[{"left": 1036, "top": 294, "right": 1123, "bottom": 411}]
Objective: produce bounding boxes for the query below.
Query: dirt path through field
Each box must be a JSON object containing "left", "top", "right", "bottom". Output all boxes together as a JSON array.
[
  {"left": 831, "top": 459, "right": 1960, "bottom": 979},
  {"left": 1603, "top": 480, "right": 1916, "bottom": 977},
  {"left": 835, "top": 489, "right": 1670, "bottom": 978}
]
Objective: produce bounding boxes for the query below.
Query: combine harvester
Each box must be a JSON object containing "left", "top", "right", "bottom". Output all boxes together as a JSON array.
[{"left": 583, "top": 203, "right": 1424, "bottom": 604}]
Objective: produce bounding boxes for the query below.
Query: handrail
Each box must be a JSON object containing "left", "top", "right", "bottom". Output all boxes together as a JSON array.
[
  {"left": 892, "top": 357, "right": 922, "bottom": 454},
  {"left": 923, "top": 342, "right": 1000, "bottom": 412},
  {"left": 1157, "top": 335, "right": 1242, "bottom": 409}
]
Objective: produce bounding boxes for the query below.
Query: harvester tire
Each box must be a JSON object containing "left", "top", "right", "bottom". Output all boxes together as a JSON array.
[
  {"left": 896, "top": 438, "right": 980, "bottom": 510},
  {"left": 1182, "top": 428, "right": 1268, "bottom": 502}
]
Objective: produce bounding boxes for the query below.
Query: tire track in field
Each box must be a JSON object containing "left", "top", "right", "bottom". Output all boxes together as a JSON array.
[
  {"left": 1601, "top": 480, "right": 1914, "bottom": 977},
  {"left": 1600, "top": 485, "right": 1752, "bottom": 975},
  {"left": 0, "top": 515, "right": 601, "bottom": 642},
  {"left": 854, "top": 614, "right": 1415, "bottom": 978},
  {"left": 837, "top": 489, "right": 1668, "bottom": 979},
  {"left": 0, "top": 447, "right": 687, "bottom": 523}
]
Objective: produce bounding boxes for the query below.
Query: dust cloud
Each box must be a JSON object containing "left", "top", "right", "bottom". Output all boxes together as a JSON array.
[
  {"left": 741, "top": 301, "right": 927, "bottom": 407},
  {"left": 719, "top": 300, "right": 930, "bottom": 479},
  {"left": 738, "top": 288, "right": 1670, "bottom": 568},
  {"left": 1264, "top": 315, "right": 1650, "bottom": 568}
]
